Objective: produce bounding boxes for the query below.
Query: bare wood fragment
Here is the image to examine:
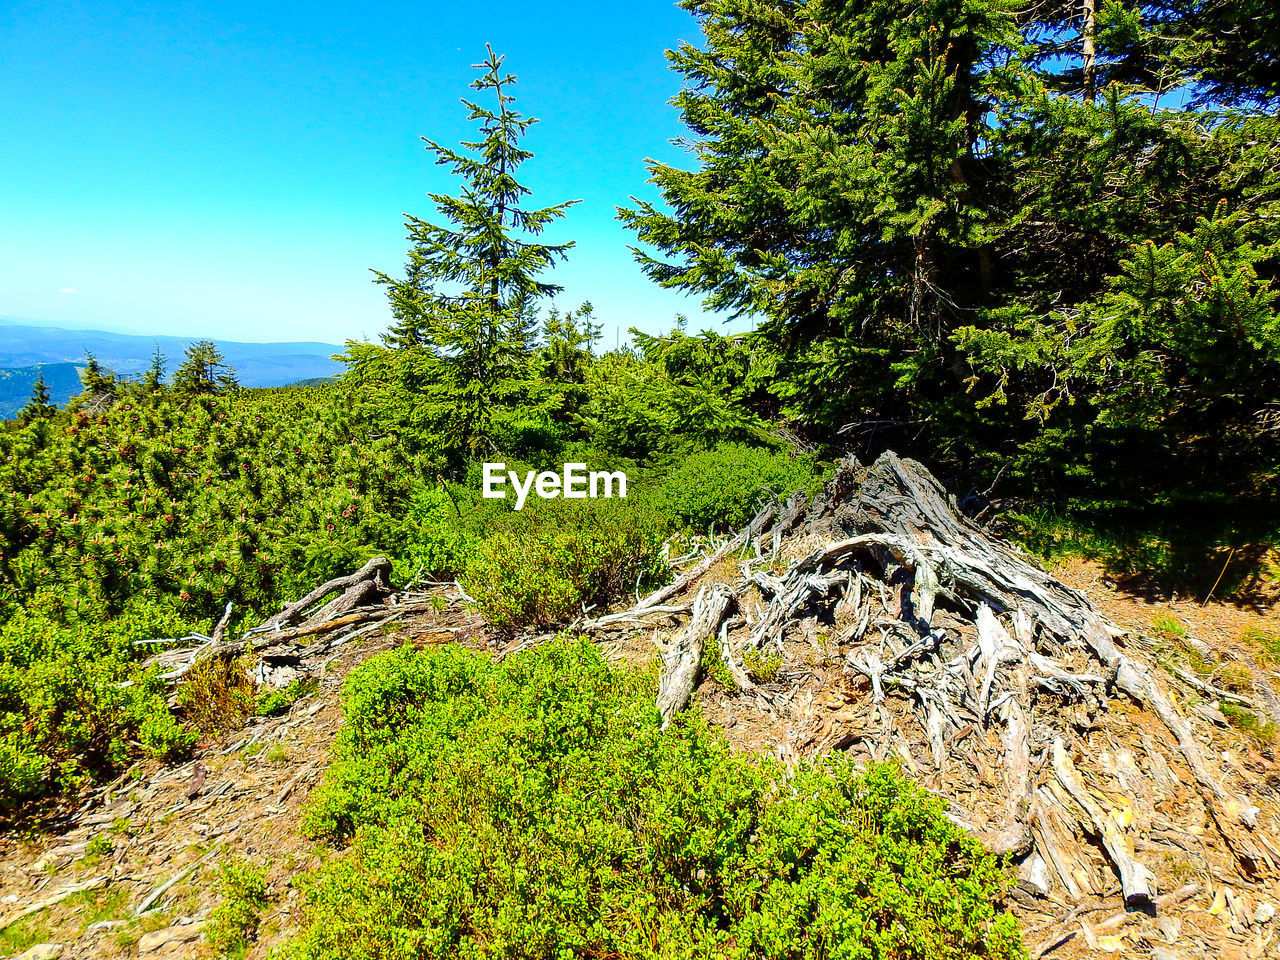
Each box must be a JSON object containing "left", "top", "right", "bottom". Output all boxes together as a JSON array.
[
  {"left": 211, "top": 601, "right": 234, "bottom": 642},
  {"left": 1168, "top": 665, "right": 1254, "bottom": 707},
  {"left": 993, "top": 611, "right": 1034, "bottom": 856},
  {"left": 656, "top": 583, "right": 734, "bottom": 728},
  {"left": 135, "top": 846, "right": 220, "bottom": 915},
  {"left": 636, "top": 503, "right": 776, "bottom": 614},
  {"left": 264, "top": 555, "right": 392, "bottom": 629},
  {"left": 1052, "top": 738, "right": 1155, "bottom": 907},
  {"left": 0, "top": 875, "right": 109, "bottom": 930}
]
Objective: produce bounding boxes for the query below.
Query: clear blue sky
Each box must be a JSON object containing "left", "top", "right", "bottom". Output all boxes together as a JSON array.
[{"left": 0, "top": 0, "right": 740, "bottom": 346}]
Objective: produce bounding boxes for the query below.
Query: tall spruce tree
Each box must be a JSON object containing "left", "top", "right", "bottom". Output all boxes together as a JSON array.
[
  {"left": 373, "top": 45, "right": 579, "bottom": 457},
  {"left": 140, "top": 346, "right": 167, "bottom": 394},
  {"left": 72, "top": 352, "right": 118, "bottom": 411},
  {"left": 172, "top": 341, "right": 238, "bottom": 396},
  {"left": 618, "top": 0, "right": 1021, "bottom": 453}
]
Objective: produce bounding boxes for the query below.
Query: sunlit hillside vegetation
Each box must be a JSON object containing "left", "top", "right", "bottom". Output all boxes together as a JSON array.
[
  {"left": 0, "top": 328, "right": 821, "bottom": 810},
  {"left": 3, "top": 1, "right": 1279, "bottom": 954}
]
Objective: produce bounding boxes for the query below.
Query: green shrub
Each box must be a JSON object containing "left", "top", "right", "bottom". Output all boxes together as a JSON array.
[
  {"left": 0, "top": 604, "right": 197, "bottom": 810},
  {"left": 206, "top": 857, "right": 270, "bottom": 956},
  {"left": 462, "top": 498, "right": 670, "bottom": 633},
  {"left": 256, "top": 677, "right": 319, "bottom": 717},
  {"left": 288, "top": 639, "right": 1021, "bottom": 960},
  {"left": 743, "top": 646, "right": 783, "bottom": 683},
  {"left": 0, "top": 382, "right": 428, "bottom": 810},
  {"left": 399, "top": 482, "right": 487, "bottom": 579},
  {"left": 659, "top": 443, "right": 822, "bottom": 533}
]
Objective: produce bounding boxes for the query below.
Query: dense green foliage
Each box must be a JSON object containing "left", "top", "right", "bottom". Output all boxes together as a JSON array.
[
  {"left": 289, "top": 639, "right": 1021, "bottom": 960},
  {"left": 372, "top": 45, "right": 578, "bottom": 460},
  {"left": 0, "top": 381, "right": 422, "bottom": 807},
  {"left": 621, "top": 0, "right": 1280, "bottom": 512},
  {"left": 0, "top": 319, "right": 811, "bottom": 809},
  {"left": 659, "top": 443, "right": 821, "bottom": 532},
  {"left": 464, "top": 496, "right": 670, "bottom": 633}
]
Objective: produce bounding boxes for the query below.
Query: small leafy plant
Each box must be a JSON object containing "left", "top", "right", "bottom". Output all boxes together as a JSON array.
[
  {"left": 205, "top": 857, "right": 270, "bottom": 956},
  {"left": 743, "top": 646, "right": 783, "bottom": 683}
]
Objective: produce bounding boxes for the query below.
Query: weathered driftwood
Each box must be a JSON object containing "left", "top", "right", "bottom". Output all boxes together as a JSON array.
[
  {"left": 140, "top": 558, "right": 412, "bottom": 690},
  {"left": 632, "top": 502, "right": 776, "bottom": 614},
  {"left": 264, "top": 555, "right": 392, "bottom": 629},
  {"left": 841, "top": 453, "right": 1265, "bottom": 868},
  {"left": 0, "top": 875, "right": 109, "bottom": 930},
  {"left": 1051, "top": 738, "right": 1155, "bottom": 906},
  {"left": 134, "top": 846, "right": 220, "bottom": 915},
  {"left": 211, "top": 601, "right": 234, "bottom": 643},
  {"left": 656, "top": 583, "right": 735, "bottom": 728}
]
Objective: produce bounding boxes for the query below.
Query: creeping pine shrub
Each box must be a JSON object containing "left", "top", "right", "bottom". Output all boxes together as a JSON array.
[
  {"left": 462, "top": 497, "right": 670, "bottom": 633},
  {"left": 288, "top": 639, "right": 1022, "bottom": 960},
  {"left": 659, "top": 442, "right": 823, "bottom": 532},
  {"left": 743, "top": 646, "right": 783, "bottom": 683}
]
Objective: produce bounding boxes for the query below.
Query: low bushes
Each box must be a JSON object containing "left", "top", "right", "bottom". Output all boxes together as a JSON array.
[
  {"left": 659, "top": 442, "right": 823, "bottom": 532},
  {"left": 462, "top": 497, "right": 670, "bottom": 633},
  {"left": 288, "top": 639, "right": 1021, "bottom": 960},
  {"left": 0, "top": 603, "right": 196, "bottom": 812},
  {"left": 205, "top": 857, "right": 270, "bottom": 955}
]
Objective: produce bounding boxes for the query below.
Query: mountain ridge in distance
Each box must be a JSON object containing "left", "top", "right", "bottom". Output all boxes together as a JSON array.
[{"left": 0, "top": 320, "right": 351, "bottom": 415}]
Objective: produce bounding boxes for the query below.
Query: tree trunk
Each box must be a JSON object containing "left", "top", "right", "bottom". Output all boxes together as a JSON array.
[{"left": 1082, "top": 0, "right": 1098, "bottom": 100}]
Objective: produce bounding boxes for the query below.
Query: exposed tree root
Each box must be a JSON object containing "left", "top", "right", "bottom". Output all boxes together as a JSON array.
[{"left": 602, "top": 451, "right": 1275, "bottom": 909}]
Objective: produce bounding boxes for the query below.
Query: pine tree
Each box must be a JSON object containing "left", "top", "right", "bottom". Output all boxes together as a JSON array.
[
  {"left": 373, "top": 45, "right": 580, "bottom": 456},
  {"left": 140, "top": 346, "right": 167, "bottom": 394},
  {"left": 172, "top": 341, "right": 238, "bottom": 396},
  {"left": 618, "top": 0, "right": 1019, "bottom": 423},
  {"left": 73, "top": 352, "right": 118, "bottom": 411},
  {"left": 18, "top": 369, "right": 57, "bottom": 425}
]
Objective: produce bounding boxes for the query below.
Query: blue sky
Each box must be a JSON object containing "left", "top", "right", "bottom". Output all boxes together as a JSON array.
[{"left": 0, "top": 0, "right": 740, "bottom": 346}]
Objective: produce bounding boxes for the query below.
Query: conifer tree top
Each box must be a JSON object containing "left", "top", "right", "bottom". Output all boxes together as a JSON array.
[{"left": 375, "top": 45, "right": 580, "bottom": 350}]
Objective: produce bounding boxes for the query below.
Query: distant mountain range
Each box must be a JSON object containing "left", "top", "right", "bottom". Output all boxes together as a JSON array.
[{"left": 0, "top": 321, "right": 346, "bottom": 416}]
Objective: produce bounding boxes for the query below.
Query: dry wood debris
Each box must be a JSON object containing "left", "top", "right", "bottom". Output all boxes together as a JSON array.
[{"left": 135, "top": 555, "right": 439, "bottom": 692}]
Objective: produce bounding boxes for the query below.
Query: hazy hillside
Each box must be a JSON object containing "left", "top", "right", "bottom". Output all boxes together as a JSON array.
[
  {"left": 0, "top": 362, "right": 83, "bottom": 418},
  {"left": 0, "top": 321, "right": 345, "bottom": 403}
]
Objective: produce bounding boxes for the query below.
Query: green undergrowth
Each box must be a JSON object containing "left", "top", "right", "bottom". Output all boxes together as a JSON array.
[
  {"left": 463, "top": 496, "right": 670, "bottom": 633},
  {"left": 285, "top": 639, "right": 1022, "bottom": 960},
  {"left": 399, "top": 442, "right": 826, "bottom": 635},
  {"left": 1220, "top": 702, "right": 1278, "bottom": 746},
  {"left": 656, "top": 443, "right": 824, "bottom": 533},
  {"left": 206, "top": 857, "right": 270, "bottom": 957},
  {"left": 0, "top": 387, "right": 825, "bottom": 812}
]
